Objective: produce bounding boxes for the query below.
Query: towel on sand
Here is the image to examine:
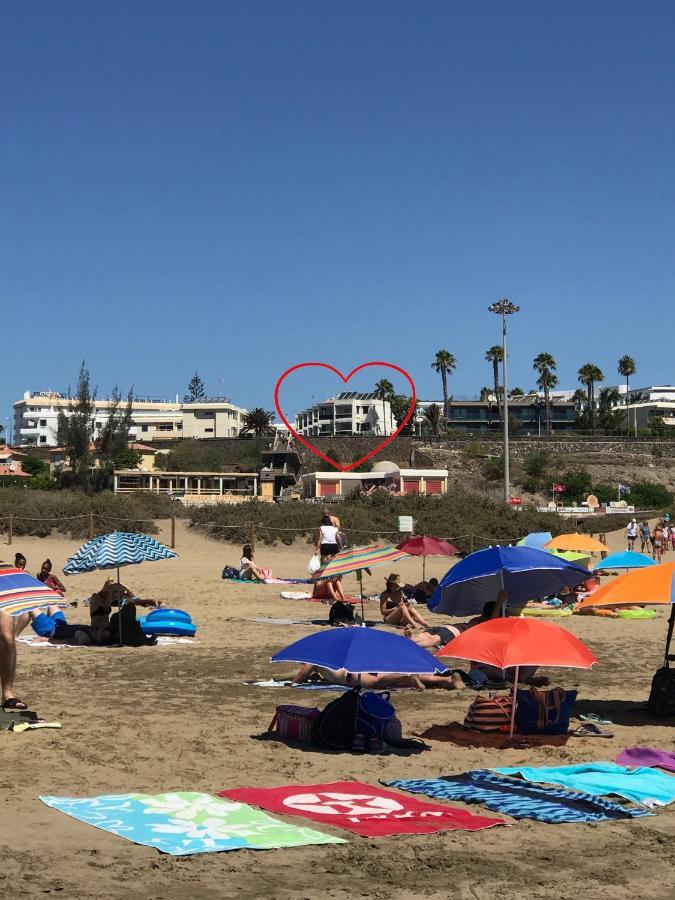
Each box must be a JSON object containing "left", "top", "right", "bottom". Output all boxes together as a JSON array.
[
  {"left": 387, "top": 771, "right": 651, "bottom": 824},
  {"left": 615, "top": 747, "right": 675, "bottom": 773},
  {"left": 40, "top": 792, "right": 345, "bottom": 855},
  {"left": 494, "top": 763, "right": 675, "bottom": 807}
]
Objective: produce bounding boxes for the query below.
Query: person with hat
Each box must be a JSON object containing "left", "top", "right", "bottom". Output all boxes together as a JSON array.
[
  {"left": 380, "top": 573, "right": 430, "bottom": 628},
  {"left": 626, "top": 518, "right": 638, "bottom": 551}
]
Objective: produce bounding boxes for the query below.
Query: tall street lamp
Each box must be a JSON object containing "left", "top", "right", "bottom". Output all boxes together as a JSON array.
[{"left": 488, "top": 299, "right": 520, "bottom": 503}]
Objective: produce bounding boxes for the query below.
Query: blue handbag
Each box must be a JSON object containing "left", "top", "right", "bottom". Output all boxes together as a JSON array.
[{"left": 515, "top": 687, "right": 577, "bottom": 735}]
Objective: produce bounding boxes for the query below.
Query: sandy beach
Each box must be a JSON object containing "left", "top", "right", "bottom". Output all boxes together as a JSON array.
[{"left": 1, "top": 521, "right": 674, "bottom": 900}]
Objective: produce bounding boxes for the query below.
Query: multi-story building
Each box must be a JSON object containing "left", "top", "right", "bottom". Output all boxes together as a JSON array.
[
  {"left": 618, "top": 385, "right": 675, "bottom": 431},
  {"left": 12, "top": 390, "right": 248, "bottom": 446},
  {"left": 441, "top": 393, "right": 577, "bottom": 434},
  {"left": 295, "top": 392, "right": 396, "bottom": 437},
  {"left": 181, "top": 399, "right": 247, "bottom": 438}
]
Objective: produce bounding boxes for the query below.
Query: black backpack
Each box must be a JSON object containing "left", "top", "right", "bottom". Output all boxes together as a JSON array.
[
  {"left": 109, "top": 603, "right": 157, "bottom": 647},
  {"left": 311, "top": 689, "right": 396, "bottom": 752},
  {"left": 647, "top": 608, "right": 675, "bottom": 718},
  {"left": 328, "top": 601, "right": 355, "bottom": 627}
]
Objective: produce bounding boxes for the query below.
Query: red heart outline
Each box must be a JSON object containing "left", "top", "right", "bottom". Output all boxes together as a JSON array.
[{"left": 274, "top": 361, "right": 417, "bottom": 472}]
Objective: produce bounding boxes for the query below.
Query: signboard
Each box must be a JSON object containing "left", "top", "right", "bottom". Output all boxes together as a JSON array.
[
  {"left": 507, "top": 497, "right": 522, "bottom": 507},
  {"left": 605, "top": 506, "right": 635, "bottom": 514},
  {"left": 397, "top": 515, "right": 414, "bottom": 533}
]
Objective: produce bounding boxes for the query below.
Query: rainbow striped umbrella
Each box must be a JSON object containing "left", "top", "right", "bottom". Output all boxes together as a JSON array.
[
  {"left": 0, "top": 567, "right": 67, "bottom": 617},
  {"left": 314, "top": 543, "right": 410, "bottom": 622}
]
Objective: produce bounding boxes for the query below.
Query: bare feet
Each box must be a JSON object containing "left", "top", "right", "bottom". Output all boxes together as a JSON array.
[
  {"left": 451, "top": 671, "right": 466, "bottom": 690},
  {"left": 403, "top": 625, "right": 413, "bottom": 639}
]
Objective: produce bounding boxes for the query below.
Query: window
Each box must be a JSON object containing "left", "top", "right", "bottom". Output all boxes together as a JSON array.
[
  {"left": 142, "top": 425, "right": 149, "bottom": 432},
  {"left": 40, "top": 436, "right": 47, "bottom": 444},
  {"left": 39, "top": 419, "right": 47, "bottom": 427},
  {"left": 158, "top": 424, "right": 174, "bottom": 432},
  {"left": 176, "top": 423, "right": 182, "bottom": 430},
  {"left": 205, "top": 427, "right": 214, "bottom": 433}
]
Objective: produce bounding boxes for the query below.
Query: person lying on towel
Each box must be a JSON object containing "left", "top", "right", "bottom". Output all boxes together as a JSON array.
[
  {"left": 28, "top": 605, "right": 114, "bottom": 646},
  {"left": 292, "top": 664, "right": 465, "bottom": 691},
  {"left": 403, "top": 595, "right": 506, "bottom": 651}
]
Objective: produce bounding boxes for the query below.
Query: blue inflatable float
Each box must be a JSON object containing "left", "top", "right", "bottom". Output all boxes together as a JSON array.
[{"left": 140, "top": 607, "right": 196, "bottom": 637}]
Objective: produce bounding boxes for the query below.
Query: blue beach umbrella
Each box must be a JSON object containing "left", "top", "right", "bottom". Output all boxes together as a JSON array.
[
  {"left": 64, "top": 531, "right": 177, "bottom": 643},
  {"left": 592, "top": 551, "right": 658, "bottom": 572},
  {"left": 428, "top": 545, "right": 590, "bottom": 617},
  {"left": 271, "top": 628, "right": 445, "bottom": 675},
  {"left": 517, "top": 532, "right": 553, "bottom": 551}
]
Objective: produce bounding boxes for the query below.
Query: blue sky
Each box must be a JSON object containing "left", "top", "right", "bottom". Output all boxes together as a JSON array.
[{"left": 2, "top": 1, "right": 675, "bottom": 436}]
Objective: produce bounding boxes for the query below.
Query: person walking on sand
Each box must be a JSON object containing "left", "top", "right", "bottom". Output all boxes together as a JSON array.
[
  {"left": 380, "top": 574, "right": 430, "bottom": 629},
  {"left": 652, "top": 522, "right": 664, "bottom": 563},
  {"left": 639, "top": 520, "right": 651, "bottom": 554},
  {"left": 626, "top": 518, "right": 638, "bottom": 551}
]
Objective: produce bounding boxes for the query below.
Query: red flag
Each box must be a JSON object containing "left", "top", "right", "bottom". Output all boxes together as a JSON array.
[
  {"left": 218, "top": 782, "right": 505, "bottom": 837},
  {"left": 552, "top": 483, "right": 566, "bottom": 493}
]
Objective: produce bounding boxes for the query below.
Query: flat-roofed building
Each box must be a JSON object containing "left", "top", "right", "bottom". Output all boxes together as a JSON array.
[
  {"left": 113, "top": 469, "right": 260, "bottom": 505},
  {"left": 302, "top": 468, "right": 448, "bottom": 499},
  {"left": 295, "top": 392, "right": 395, "bottom": 437},
  {"left": 619, "top": 385, "right": 675, "bottom": 431},
  {"left": 181, "top": 399, "right": 247, "bottom": 438}
]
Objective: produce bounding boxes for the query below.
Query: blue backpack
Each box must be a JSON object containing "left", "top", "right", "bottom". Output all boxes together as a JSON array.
[{"left": 515, "top": 687, "right": 577, "bottom": 735}]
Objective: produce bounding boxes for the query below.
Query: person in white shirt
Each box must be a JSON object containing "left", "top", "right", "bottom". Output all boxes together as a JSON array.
[
  {"left": 626, "top": 518, "right": 638, "bottom": 551},
  {"left": 317, "top": 516, "right": 342, "bottom": 562}
]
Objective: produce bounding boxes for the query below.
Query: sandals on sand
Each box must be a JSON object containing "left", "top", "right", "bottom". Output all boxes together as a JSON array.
[
  {"left": 570, "top": 722, "right": 615, "bottom": 738},
  {"left": 2, "top": 697, "right": 28, "bottom": 712}
]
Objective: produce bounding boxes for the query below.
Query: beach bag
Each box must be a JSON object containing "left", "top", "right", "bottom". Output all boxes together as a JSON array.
[
  {"left": 221, "top": 565, "right": 240, "bottom": 580},
  {"left": 464, "top": 694, "right": 512, "bottom": 732},
  {"left": 648, "top": 609, "right": 675, "bottom": 717},
  {"left": 268, "top": 704, "right": 320, "bottom": 744},
  {"left": 312, "top": 689, "right": 395, "bottom": 752},
  {"left": 109, "top": 604, "right": 156, "bottom": 647},
  {"left": 307, "top": 554, "right": 321, "bottom": 575},
  {"left": 515, "top": 687, "right": 577, "bottom": 735},
  {"left": 328, "top": 601, "right": 355, "bottom": 626}
]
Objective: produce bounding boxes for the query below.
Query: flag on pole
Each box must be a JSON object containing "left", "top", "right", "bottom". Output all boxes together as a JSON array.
[
  {"left": 552, "top": 484, "right": 566, "bottom": 494},
  {"left": 618, "top": 484, "right": 631, "bottom": 495}
]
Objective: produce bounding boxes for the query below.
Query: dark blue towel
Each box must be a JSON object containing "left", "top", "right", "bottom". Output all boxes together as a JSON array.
[{"left": 387, "top": 771, "right": 651, "bottom": 823}]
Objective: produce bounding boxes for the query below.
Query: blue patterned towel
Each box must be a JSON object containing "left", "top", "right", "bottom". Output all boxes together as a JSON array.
[{"left": 387, "top": 771, "right": 651, "bottom": 823}]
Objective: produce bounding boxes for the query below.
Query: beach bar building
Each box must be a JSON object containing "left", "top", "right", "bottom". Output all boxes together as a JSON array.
[
  {"left": 301, "top": 468, "right": 449, "bottom": 499},
  {"left": 113, "top": 469, "right": 260, "bottom": 505}
]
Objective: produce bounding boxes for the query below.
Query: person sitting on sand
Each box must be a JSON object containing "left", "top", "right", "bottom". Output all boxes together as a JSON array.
[
  {"left": 88, "top": 579, "right": 160, "bottom": 628},
  {"left": 412, "top": 578, "right": 438, "bottom": 604},
  {"left": 36, "top": 559, "right": 66, "bottom": 595},
  {"left": 311, "top": 575, "right": 347, "bottom": 603},
  {"left": 292, "top": 663, "right": 464, "bottom": 691},
  {"left": 380, "top": 574, "right": 430, "bottom": 629},
  {"left": 239, "top": 545, "right": 271, "bottom": 581}
]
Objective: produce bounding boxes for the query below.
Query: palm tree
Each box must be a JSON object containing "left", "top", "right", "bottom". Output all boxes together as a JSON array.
[
  {"left": 421, "top": 403, "right": 444, "bottom": 436},
  {"left": 373, "top": 379, "right": 395, "bottom": 401},
  {"left": 431, "top": 350, "right": 456, "bottom": 418},
  {"left": 578, "top": 364, "right": 605, "bottom": 433},
  {"left": 239, "top": 408, "right": 276, "bottom": 437},
  {"left": 597, "top": 387, "right": 623, "bottom": 434},
  {"left": 480, "top": 386, "right": 494, "bottom": 428},
  {"left": 485, "top": 346, "right": 504, "bottom": 424},
  {"left": 617, "top": 355, "right": 637, "bottom": 436},
  {"left": 532, "top": 353, "right": 558, "bottom": 437}
]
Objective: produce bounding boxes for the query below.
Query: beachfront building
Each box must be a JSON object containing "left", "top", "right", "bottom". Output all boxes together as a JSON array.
[
  {"left": 13, "top": 391, "right": 184, "bottom": 447},
  {"left": 295, "top": 393, "right": 396, "bottom": 437},
  {"left": 113, "top": 469, "right": 260, "bottom": 505},
  {"left": 181, "top": 399, "right": 247, "bottom": 438},
  {"left": 301, "top": 467, "right": 449, "bottom": 499},
  {"left": 13, "top": 390, "right": 250, "bottom": 447},
  {"left": 441, "top": 393, "right": 577, "bottom": 434},
  {"left": 0, "top": 445, "right": 30, "bottom": 484},
  {"left": 617, "top": 385, "right": 675, "bottom": 432}
]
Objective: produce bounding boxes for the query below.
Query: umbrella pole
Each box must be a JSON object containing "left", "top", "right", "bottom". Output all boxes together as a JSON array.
[
  {"left": 117, "top": 565, "right": 123, "bottom": 646},
  {"left": 423, "top": 555, "right": 426, "bottom": 582},
  {"left": 509, "top": 666, "right": 520, "bottom": 739},
  {"left": 360, "top": 573, "right": 366, "bottom": 627}
]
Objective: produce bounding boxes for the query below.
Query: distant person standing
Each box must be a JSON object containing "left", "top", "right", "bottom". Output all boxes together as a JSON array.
[
  {"left": 639, "top": 520, "right": 651, "bottom": 554},
  {"left": 652, "top": 523, "right": 664, "bottom": 563},
  {"left": 626, "top": 519, "right": 638, "bottom": 551},
  {"left": 317, "top": 516, "right": 342, "bottom": 563},
  {"left": 321, "top": 506, "right": 340, "bottom": 529},
  {"left": 662, "top": 520, "right": 671, "bottom": 555}
]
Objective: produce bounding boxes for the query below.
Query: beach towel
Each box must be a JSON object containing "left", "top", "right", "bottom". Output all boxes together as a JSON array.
[
  {"left": 386, "top": 772, "right": 651, "bottom": 824},
  {"left": 40, "top": 792, "right": 345, "bottom": 855},
  {"left": 248, "top": 617, "right": 316, "bottom": 625},
  {"left": 615, "top": 747, "right": 675, "bottom": 773},
  {"left": 18, "top": 635, "right": 194, "bottom": 650},
  {"left": 245, "top": 679, "right": 350, "bottom": 693},
  {"left": 279, "top": 592, "right": 313, "bottom": 600},
  {"left": 494, "top": 763, "right": 675, "bottom": 807},
  {"left": 218, "top": 782, "right": 506, "bottom": 837}
]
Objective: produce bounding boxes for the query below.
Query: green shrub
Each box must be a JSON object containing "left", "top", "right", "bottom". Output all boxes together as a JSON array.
[
  {"left": 521, "top": 476, "right": 543, "bottom": 494},
  {"left": 560, "top": 469, "right": 593, "bottom": 503},
  {"left": 21, "top": 456, "right": 48, "bottom": 476},
  {"left": 628, "top": 482, "right": 674, "bottom": 510},
  {"left": 523, "top": 451, "right": 549, "bottom": 478},
  {"left": 590, "top": 483, "right": 615, "bottom": 505},
  {"left": 482, "top": 456, "right": 505, "bottom": 481}
]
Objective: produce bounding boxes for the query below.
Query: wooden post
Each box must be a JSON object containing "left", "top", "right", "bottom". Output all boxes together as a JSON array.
[
  {"left": 88, "top": 510, "right": 94, "bottom": 539},
  {"left": 249, "top": 522, "right": 256, "bottom": 551},
  {"left": 170, "top": 515, "right": 176, "bottom": 549},
  {"left": 7, "top": 514, "right": 12, "bottom": 546}
]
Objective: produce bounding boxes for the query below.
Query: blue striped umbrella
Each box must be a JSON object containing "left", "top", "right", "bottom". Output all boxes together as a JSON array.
[
  {"left": 64, "top": 532, "right": 177, "bottom": 643},
  {"left": 64, "top": 531, "right": 176, "bottom": 575}
]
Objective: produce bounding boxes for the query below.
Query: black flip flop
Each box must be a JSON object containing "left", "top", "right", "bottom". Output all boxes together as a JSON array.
[{"left": 2, "top": 697, "right": 28, "bottom": 712}]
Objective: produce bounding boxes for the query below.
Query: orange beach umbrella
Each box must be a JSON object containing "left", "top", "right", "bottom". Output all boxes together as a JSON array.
[
  {"left": 545, "top": 533, "right": 607, "bottom": 554},
  {"left": 437, "top": 617, "right": 598, "bottom": 737},
  {"left": 578, "top": 562, "right": 675, "bottom": 610}
]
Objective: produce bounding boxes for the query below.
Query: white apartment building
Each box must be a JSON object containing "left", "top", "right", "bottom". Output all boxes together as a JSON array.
[
  {"left": 616, "top": 385, "right": 675, "bottom": 431},
  {"left": 13, "top": 391, "right": 248, "bottom": 446},
  {"left": 295, "top": 392, "right": 396, "bottom": 437}
]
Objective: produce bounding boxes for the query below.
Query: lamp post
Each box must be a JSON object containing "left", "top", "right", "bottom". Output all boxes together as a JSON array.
[{"left": 488, "top": 299, "right": 520, "bottom": 503}]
